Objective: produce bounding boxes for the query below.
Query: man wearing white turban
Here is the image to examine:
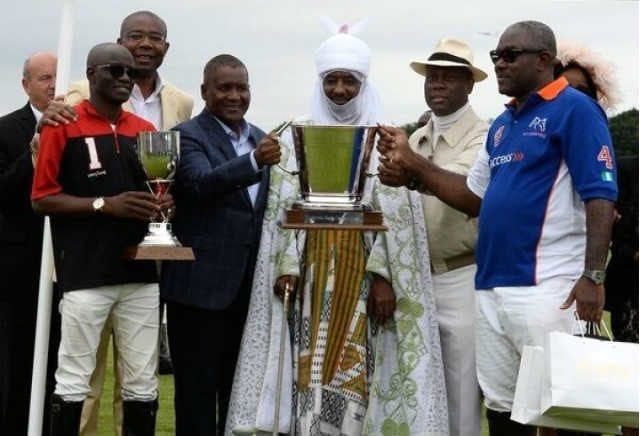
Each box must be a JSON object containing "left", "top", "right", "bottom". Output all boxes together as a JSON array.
[
  {"left": 226, "top": 21, "right": 448, "bottom": 436},
  {"left": 311, "top": 29, "right": 382, "bottom": 125}
]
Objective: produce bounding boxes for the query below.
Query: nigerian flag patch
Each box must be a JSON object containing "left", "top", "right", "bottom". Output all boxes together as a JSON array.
[{"left": 601, "top": 171, "right": 614, "bottom": 182}]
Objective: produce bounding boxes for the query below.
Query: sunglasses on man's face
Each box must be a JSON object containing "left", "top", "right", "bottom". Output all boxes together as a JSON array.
[
  {"left": 489, "top": 48, "right": 544, "bottom": 64},
  {"left": 93, "top": 63, "right": 141, "bottom": 80}
]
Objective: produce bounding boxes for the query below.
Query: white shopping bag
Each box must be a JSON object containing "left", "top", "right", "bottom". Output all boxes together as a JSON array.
[
  {"left": 540, "top": 331, "right": 639, "bottom": 428},
  {"left": 511, "top": 345, "right": 622, "bottom": 433}
]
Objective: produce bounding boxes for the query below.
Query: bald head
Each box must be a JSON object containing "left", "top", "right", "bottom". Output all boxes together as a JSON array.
[
  {"left": 23, "top": 52, "right": 56, "bottom": 79},
  {"left": 86, "top": 42, "right": 134, "bottom": 68},
  {"left": 22, "top": 52, "right": 57, "bottom": 111}
]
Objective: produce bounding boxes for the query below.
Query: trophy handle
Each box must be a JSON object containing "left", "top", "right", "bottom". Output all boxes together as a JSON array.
[
  {"left": 271, "top": 119, "right": 299, "bottom": 176},
  {"left": 271, "top": 119, "right": 293, "bottom": 137}
]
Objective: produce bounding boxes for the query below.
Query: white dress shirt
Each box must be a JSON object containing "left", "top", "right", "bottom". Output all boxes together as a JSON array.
[
  {"left": 215, "top": 117, "right": 260, "bottom": 206},
  {"left": 30, "top": 104, "right": 43, "bottom": 126},
  {"left": 129, "top": 76, "right": 164, "bottom": 130}
]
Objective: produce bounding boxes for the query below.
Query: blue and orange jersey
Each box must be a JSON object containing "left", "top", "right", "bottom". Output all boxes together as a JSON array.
[{"left": 468, "top": 77, "right": 618, "bottom": 289}]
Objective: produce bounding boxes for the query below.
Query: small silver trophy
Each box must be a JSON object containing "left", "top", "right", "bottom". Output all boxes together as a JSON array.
[{"left": 126, "top": 131, "right": 194, "bottom": 260}]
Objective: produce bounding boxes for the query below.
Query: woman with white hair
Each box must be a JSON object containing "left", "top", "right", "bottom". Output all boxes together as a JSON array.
[
  {"left": 226, "top": 22, "right": 448, "bottom": 436},
  {"left": 554, "top": 41, "right": 621, "bottom": 113}
]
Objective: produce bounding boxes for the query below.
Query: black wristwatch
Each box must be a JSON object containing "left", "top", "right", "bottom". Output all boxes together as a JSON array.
[{"left": 582, "top": 269, "right": 606, "bottom": 285}]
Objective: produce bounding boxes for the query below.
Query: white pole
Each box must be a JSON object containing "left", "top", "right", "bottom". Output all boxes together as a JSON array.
[
  {"left": 27, "top": 220, "right": 55, "bottom": 436},
  {"left": 28, "top": 1, "right": 75, "bottom": 435},
  {"left": 53, "top": 0, "right": 74, "bottom": 96}
]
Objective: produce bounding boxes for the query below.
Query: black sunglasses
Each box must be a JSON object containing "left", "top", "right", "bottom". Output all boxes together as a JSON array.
[
  {"left": 489, "top": 48, "right": 544, "bottom": 64},
  {"left": 93, "top": 63, "right": 140, "bottom": 79}
]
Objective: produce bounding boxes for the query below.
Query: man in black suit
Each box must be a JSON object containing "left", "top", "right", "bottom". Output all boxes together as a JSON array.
[
  {"left": 0, "top": 51, "right": 60, "bottom": 435},
  {"left": 160, "top": 54, "right": 281, "bottom": 435}
]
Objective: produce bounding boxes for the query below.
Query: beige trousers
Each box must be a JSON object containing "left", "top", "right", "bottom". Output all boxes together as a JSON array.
[{"left": 432, "top": 264, "right": 481, "bottom": 436}]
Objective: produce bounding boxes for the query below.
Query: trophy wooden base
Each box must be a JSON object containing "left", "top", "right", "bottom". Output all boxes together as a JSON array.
[
  {"left": 280, "top": 208, "right": 387, "bottom": 231},
  {"left": 124, "top": 245, "right": 195, "bottom": 260}
]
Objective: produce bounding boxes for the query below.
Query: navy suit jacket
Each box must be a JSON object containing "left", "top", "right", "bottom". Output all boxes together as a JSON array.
[{"left": 160, "top": 109, "right": 270, "bottom": 310}]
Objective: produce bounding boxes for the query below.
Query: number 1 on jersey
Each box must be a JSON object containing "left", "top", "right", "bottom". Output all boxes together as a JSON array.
[{"left": 85, "top": 137, "right": 103, "bottom": 170}]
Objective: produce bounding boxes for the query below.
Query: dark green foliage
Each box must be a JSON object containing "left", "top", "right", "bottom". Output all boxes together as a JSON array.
[{"left": 609, "top": 109, "right": 639, "bottom": 158}]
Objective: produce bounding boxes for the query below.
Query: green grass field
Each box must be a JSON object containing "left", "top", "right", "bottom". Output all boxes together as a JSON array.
[{"left": 96, "top": 313, "right": 613, "bottom": 435}]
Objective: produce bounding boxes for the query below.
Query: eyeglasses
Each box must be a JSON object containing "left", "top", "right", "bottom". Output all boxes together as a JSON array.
[
  {"left": 489, "top": 48, "right": 544, "bottom": 64},
  {"left": 125, "top": 32, "right": 166, "bottom": 44},
  {"left": 93, "top": 64, "right": 140, "bottom": 80}
]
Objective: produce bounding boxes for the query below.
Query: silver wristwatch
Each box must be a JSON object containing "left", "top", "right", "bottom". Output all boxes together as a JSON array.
[{"left": 582, "top": 269, "right": 606, "bottom": 285}]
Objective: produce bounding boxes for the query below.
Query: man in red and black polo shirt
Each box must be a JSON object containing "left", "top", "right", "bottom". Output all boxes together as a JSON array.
[{"left": 32, "top": 42, "right": 172, "bottom": 436}]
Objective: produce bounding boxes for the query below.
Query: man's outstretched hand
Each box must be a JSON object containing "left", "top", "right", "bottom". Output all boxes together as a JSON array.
[{"left": 376, "top": 125, "right": 413, "bottom": 187}]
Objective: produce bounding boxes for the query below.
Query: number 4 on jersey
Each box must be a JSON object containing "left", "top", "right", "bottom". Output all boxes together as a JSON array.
[{"left": 597, "top": 145, "right": 613, "bottom": 170}]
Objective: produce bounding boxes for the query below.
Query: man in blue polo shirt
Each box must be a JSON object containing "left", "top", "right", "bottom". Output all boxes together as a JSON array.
[{"left": 376, "top": 21, "right": 617, "bottom": 436}]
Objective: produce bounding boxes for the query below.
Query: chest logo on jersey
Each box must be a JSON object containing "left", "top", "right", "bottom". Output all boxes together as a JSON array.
[
  {"left": 523, "top": 116, "right": 547, "bottom": 139},
  {"left": 84, "top": 137, "right": 107, "bottom": 178},
  {"left": 489, "top": 151, "right": 524, "bottom": 169},
  {"left": 493, "top": 125, "right": 505, "bottom": 147}
]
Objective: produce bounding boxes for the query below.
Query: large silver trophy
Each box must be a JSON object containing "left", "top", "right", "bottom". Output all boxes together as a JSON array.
[
  {"left": 125, "top": 131, "right": 194, "bottom": 260},
  {"left": 281, "top": 124, "right": 386, "bottom": 231}
]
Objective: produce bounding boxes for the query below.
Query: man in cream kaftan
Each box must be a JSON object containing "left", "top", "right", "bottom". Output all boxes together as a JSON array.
[{"left": 226, "top": 22, "right": 448, "bottom": 436}]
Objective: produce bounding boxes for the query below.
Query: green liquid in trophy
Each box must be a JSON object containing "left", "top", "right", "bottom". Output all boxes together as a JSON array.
[
  {"left": 142, "top": 154, "right": 172, "bottom": 179},
  {"left": 303, "top": 127, "right": 354, "bottom": 193}
]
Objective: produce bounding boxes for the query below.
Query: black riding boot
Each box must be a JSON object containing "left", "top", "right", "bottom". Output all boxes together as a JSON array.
[
  {"left": 122, "top": 399, "right": 158, "bottom": 436},
  {"left": 486, "top": 408, "right": 536, "bottom": 436},
  {"left": 50, "top": 394, "right": 82, "bottom": 436}
]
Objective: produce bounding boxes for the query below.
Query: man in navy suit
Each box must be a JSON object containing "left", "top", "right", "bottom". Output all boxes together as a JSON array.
[{"left": 160, "top": 54, "right": 281, "bottom": 436}]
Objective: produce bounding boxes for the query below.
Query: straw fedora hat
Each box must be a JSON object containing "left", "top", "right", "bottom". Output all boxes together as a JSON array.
[{"left": 410, "top": 37, "right": 487, "bottom": 82}]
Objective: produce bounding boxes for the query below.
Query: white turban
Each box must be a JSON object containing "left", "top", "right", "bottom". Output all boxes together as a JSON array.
[
  {"left": 311, "top": 23, "right": 383, "bottom": 126},
  {"left": 314, "top": 33, "right": 371, "bottom": 77}
]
